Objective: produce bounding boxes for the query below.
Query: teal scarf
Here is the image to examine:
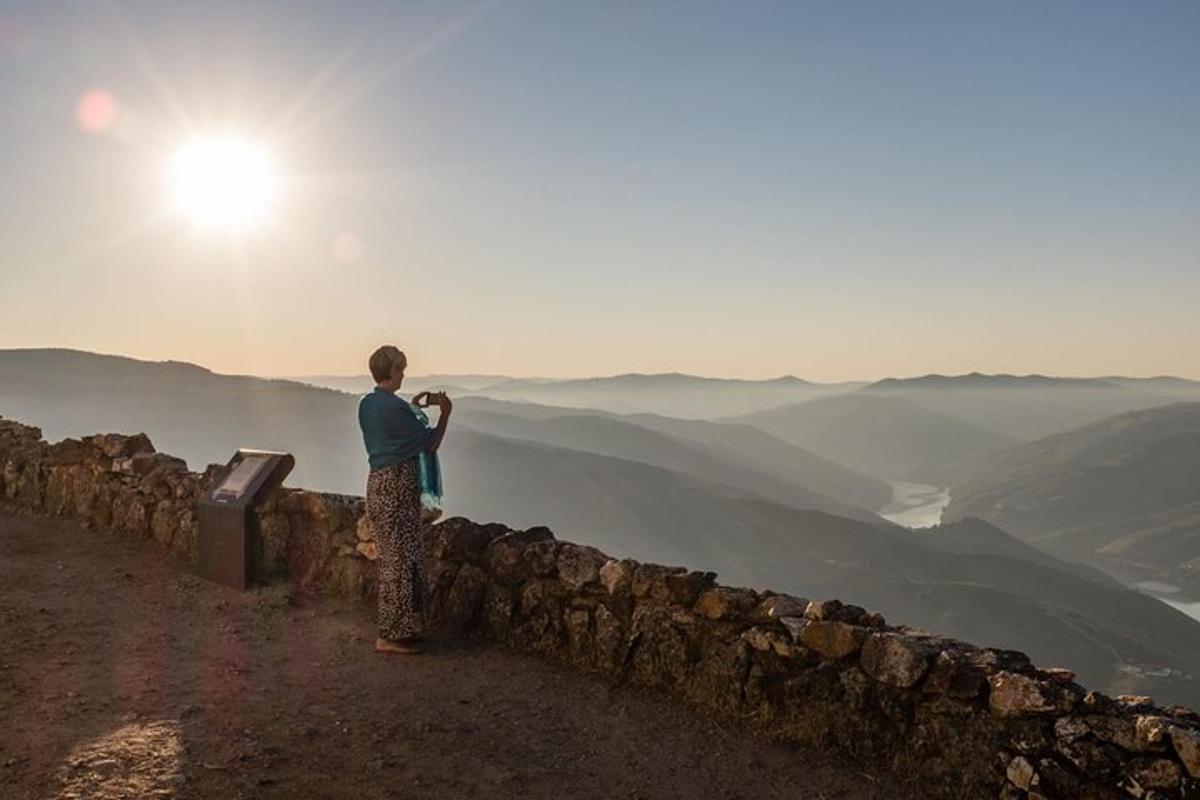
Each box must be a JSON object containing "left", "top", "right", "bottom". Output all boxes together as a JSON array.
[{"left": 407, "top": 400, "right": 443, "bottom": 508}]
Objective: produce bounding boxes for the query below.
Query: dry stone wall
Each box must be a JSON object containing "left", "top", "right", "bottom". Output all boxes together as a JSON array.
[{"left": 3, "top": 416, "right": 1200, "bottom": 799}]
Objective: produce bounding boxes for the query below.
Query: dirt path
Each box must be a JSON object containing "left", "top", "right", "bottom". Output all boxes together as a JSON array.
[{"left": 0, "top": 510, "right": 891, "bottom": 799}]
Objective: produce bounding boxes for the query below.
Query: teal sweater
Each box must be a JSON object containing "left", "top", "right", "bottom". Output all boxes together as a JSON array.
[{"left": 357, "top": 387, "right": 443, "bottom": 504}]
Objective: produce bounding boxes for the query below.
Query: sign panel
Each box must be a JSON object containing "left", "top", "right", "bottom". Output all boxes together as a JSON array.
[
  {"left": 214, "top": 454, "right": 271, "bottom": 502},
  {"left": 198, "top": 449, "right": 294, "bottom": 589}
]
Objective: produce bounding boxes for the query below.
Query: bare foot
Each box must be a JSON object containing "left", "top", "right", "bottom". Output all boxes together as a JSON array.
[
  {"left": 374, "top": 637, "right": 423, "bottom": 655},
  {"left": 421, "top": 507, "right": 443, "bottom": 524}
]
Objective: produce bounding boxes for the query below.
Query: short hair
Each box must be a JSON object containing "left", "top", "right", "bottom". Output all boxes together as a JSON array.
[{"left": 368, "top": 345, "right": 406, "bottom": 383}]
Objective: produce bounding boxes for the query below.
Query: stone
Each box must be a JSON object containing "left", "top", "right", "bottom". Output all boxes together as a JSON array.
[
  {"left": 797, "top": 621, "right": 866, "bottom": 660},
  {"left": 1055, "top": 716, "right": 1090, "bottom": 745},
  {"left": 1172, "top": 726, "right": 1200, "bottom": 778},
  {"left": 129, "top": 452, "right": 159, "bottom": 476},
  {"left": 593, "top": 604, "right": 625, "bottom": 671},
  {"left": 686, "top": 639, "right": 751, "bottom": 713},
  {"left": 968, "top": 648, "right": 1032, "bottom": 676},
  {"left": 778, "top": 616, "right": 808, "bottom": 641},
  {"left": 441, "top": 564, "right": 488, "bottom": 633},
  {"left": 1086, "top": 716, "right": 1137, "bottom": 750},
  {"left": 989, "top": 671, "right": 1077, "bottom": 717},
  {"left": 695, "top": 587, "right": 758, "bottom": 621},
  {"left": 804, "top": 598, "right": 844, "bottom": 621},
  {"left": 630, "top": 564, "right": 714, "bottom": 605},
  {"left": 660, "top": 570, "right": 716, "bottom": 605},
  {"left": 557, "top": 544, "right": 608, "bottom": 591},
  {"left": 1129, "top": 758, "right": 1183, "bottom": 792},
  {"left": 1035, "top": 757, "right": 1082, "bottom": 798},
  {"left": 98, "top": 432, "right": 155, "bottom": 459},
  {"left": 1007, "top": 755, "right": 1036, "bottom": 790},
  {"left": 149, "top": 500, "right": 178, "bottom": 545},
  {"left": 426, "top": 517, "right": 507, "bottom": 563},
  {"left": 626, "top": 605, "right": 693, "bottom": 690},
  {"left": 753, "top": 593, "right": 808, "bottom": 622},
  {"left": 565, "top": 608, "right": 591, "bottom": 656},
  {"left": 999, "top": 784, "right": 1023, "bottom": 800},
  {"left": 600, "top": 559, "right": 636, "bottom": 596},
  {"left": 356, "top": 515, "right": 373, "bottom": 542},
  {"left": 740, "top": 626, "right": 792, "bottom": 657},
  {"left": 45, "top": 439, "right": 86, "bottom": 466},
  {"left": 631, "top": 564, "right": 681, "bottom": 598},
  {"left": 1165, "top": 706, "right": 1200, "bottom": 725},
  {"left": 484, "top": 584, "right": 514, "bottom": 638},
  {"left": 524, "top": 540, "right": 561, "bottom": 577},
  {"left": 837, "top": 666, "right": 872, "bottom": 708},
  {"left": 1081, "top": 690, "right": 1122, "bottom": 713},
  {"left": 1043, "top": 667, "right": 1077, "bottom": 684},
  {"left": 860, "top": 633, "right": 935, "bottom": 688},
  {"left": 1058, "top": 738, "right": 1124, "bottom": 779},
  {"left": 861, "top": 611, "right": 887, "bottom": 628},
  {"left": 924, "top": 650, "right": 987, "bottom": 699},
  {"left": 803, "top": 598, "right": 875, "bottom": 625},
  {"left": 740, "top": 627, "right": 773, "bottom": 651},
  {"left": 1135, "top": 716, "right": 1172, "bottom": 752},
  {"left": 485, "top": 526, "right": 556, "bottom": 585}
]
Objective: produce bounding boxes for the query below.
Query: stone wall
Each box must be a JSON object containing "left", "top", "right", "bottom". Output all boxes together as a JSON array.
[{"left": 2, "top": 415, "right": 1199, "bottom": 799}]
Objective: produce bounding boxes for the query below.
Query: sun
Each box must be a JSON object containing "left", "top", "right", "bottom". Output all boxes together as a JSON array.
[{"left": 170, "top": 136, "right": 277, "bottom": 230}]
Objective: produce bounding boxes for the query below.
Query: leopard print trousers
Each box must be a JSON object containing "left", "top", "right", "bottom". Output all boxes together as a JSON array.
[{"left": 366, "top": 459, "right": 429, "bottom": 641}]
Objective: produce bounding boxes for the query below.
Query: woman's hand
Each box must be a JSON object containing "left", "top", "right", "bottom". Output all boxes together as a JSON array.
[
  {"left": 413, "top": 390, "right": 451, "bottom": 411},
  {"left": 424, "top": 391, "right": 452, "bottom": 452}
]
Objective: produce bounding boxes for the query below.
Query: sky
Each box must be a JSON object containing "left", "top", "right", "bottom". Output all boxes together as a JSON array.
[{"left": 1, "top": 0, "right": 1198, "bottom": 381}]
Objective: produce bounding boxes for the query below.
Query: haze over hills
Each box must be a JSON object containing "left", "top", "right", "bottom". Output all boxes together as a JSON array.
[
  {"left": 6, "top": 348, "right": 1200, "bottom": 705},
  {"left": 728, "top": 394, "right": 1015, "bottom": 481},
  {"left": 293, "top": 374, "right": 518, "bottom": 396},
  {"left": 0, "top": 348, "right": 366, "bottom": 492},
  {"left": 297, "top": 372, "right": 866, "bottom": 419},
  {"left": 945, "top": 402, "right": 1200, "bottom": 594},
  {"left": 860, "top": 373, "right": 1198, "bottom": 441},
  {"left": 453, "top": 396, "right": 893, "bottom": 515}
]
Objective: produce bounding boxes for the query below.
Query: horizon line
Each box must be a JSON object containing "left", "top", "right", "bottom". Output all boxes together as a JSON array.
[{"left": 4, "top": 347, "right": 1199, "bottom": 385}]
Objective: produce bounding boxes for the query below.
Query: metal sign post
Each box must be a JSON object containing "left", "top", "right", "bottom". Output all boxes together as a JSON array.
[{"left": 197, "top": 449, "right": 294, "bottom": 589}]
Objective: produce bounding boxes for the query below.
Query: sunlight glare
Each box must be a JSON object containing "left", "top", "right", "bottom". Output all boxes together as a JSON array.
[{"left": 170, "top": 137, "right": 277, "bottom": 230}]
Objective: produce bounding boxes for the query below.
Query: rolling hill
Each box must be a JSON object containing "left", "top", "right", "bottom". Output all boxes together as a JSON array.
[
  {"left": 454, "top": 396, "right": 893, "bottom": 513},
  {"left": 424, "top": 372, "right": 865, "bottom": 418},
  {"left": 729, "top": 394, "right": 1014, "bottom": 480},
  {"left": 944, "top": 402, "right": 1200, "bottom": 591},
  {"left": 861, "top": 373, "right": 1194, "bottom": 440}
]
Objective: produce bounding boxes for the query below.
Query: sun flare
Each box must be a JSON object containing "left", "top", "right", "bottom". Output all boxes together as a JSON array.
[{"left": 170, "top": 137, "right": 277, "bottom": 230}]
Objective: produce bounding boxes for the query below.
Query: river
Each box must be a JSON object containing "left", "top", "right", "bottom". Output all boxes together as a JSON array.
[
  {"left": 877, "top": 482, "right": 1200, "bottom": 625},
  {"left": 1135, "top": 582, "right": 1200, "bottom": 625},
  {"left": 879, "top": 481, "right": 951, "bottom": 529}
]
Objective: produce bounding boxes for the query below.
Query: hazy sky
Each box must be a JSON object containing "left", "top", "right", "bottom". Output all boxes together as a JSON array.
[{"left": 1, "top": 1, "right": 1197, "bottom": 381}]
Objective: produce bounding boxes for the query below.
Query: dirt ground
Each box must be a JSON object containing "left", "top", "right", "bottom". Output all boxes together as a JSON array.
[{"left": 0, "top": 510, "right": 893, "bottom": 799}]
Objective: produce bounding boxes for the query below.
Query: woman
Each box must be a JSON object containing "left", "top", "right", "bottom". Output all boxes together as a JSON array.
[{"left": 357, "top": 345, "right": 452, "bottom": 655}]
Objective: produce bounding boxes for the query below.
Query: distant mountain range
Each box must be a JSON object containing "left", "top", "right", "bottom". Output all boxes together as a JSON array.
[
  {"left": 860, "top": 373, "right": 1200, "bottom": 441},
  {"left": 727, "top": 394, "right": 1015, "bottom": 481},
  {"left": 6, "top": 348, "right": 1200, "bottom": 705},
  {"left": 293, "top": 371, "right": 867, "bottom": 418},
  {"left": 295, "top": 374, "right": 516, "bottom": 396},
  {"left": 293, "top": 370, "right": 1200, "bottom": 472},
  {"left": 453, "top": 396, "right": 892, "bottom": 517},
  {"left": 945, "top": 402, "right": 1200, "bottom": 593}
]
